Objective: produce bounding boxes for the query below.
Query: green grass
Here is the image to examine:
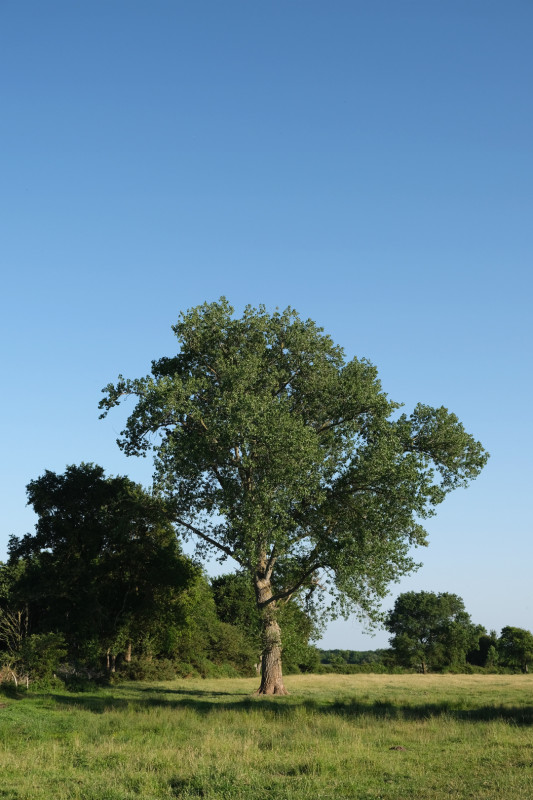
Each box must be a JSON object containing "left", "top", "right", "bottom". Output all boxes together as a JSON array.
[{"left": 1, "top": 673, "right": 532, "bottom": 799}]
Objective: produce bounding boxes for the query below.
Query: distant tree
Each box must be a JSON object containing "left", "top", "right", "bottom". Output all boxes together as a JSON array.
[
  {"left": 100, "top": 299, "right": 488, "bottom": 693},
  {"left": 485, "top": 644, "right": 499, "bottom": 669},
  {"left": 498, "top": 626, "right": 533, "bottom": 673},
  {"left": 8, "top": 464, "right": 195, "bottom": 669},
  {"left": 467, "top": 630, "right": 499, "bottom": 667},
  {"left": 386, "top": 591, "right": 481, "bottom": 672}
]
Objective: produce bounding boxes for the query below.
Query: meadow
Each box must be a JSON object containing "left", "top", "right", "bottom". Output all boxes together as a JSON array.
[{"left": 0, "top": 673, "right": 532, "bottom": 799}]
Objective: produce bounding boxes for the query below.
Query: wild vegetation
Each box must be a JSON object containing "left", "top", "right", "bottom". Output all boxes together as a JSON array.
[
  {"left": 0, "top": 673, "right": 531, "bottom": 800},
  {"left": 0, "top": 465, "right": 320, "bottom": 685},
  {"left": 0, "top": 476, "right": 529, "bottom": 684}
]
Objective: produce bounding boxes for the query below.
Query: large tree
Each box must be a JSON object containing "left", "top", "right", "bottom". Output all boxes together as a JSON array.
[
  {"left": 9, "top": 464, "right": 195, "bottom": 669},
  {"left": 385, "top": 590, "right": 483, "bottom": 672},
  {"left": 100, "top": 299, "right": 488, "bottom": 694}
]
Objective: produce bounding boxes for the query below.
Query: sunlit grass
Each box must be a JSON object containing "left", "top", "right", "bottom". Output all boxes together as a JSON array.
[{"left": 0, "top": 674, "right": 532, "bottom": 798}]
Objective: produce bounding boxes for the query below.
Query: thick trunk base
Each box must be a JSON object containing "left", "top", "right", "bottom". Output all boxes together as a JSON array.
[
  {"left": 254, "top": 683, "right": 289, "bottom": 696},
  {"left": 254, "top": 619, "right": 289, "bottom": 696},
  {"left": 254, "top": 661, "right": 289, "bottom": 695}
]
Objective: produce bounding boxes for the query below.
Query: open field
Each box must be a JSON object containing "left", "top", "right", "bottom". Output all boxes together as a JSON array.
[{"left": 0, "top": 673, "right": 532, "bottom": 799}]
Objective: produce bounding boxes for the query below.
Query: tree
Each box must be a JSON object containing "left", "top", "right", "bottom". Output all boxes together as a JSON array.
[
  {"left": 498, "top": 626, "right": 533, "bottom": 673},
  {"left": 9, "top": 464, "right": 195, "bottom": 669},
  {"left": 467, "top": 629, "right": 499, "bottom": 667},
  {"left": 385, "top": 591, "right": 482, "bottom": 672},
  {"left": 99, "top": 299, "right": 488, "bottom": 694}
]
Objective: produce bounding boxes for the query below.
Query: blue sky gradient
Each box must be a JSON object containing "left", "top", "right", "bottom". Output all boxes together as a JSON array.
[{"left": 1, "top": 1, "right": 531, "bottom": 648}]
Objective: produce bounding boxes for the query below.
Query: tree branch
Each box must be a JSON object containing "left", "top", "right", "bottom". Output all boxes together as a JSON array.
[
  {"left": 274, "top": 369, "right": 301, "bottom": 397},
  {"left": 316, "top": 417, "right": 349, "bottom": 434},
  {"left": 265, "top": 544, "right": 277, "bottom": 582},
  {"left": 174, "top": 518, "right": 245, "bottom": 566},
  {"left": 261, "top": 561, "right": 323, "bottom": 608}
]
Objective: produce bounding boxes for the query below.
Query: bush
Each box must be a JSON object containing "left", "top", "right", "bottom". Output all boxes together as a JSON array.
[
  {"left": 209, "top": 622, "right": 256, "bottom": 675},
  {"left": 28, "top": 674, "right": 64, "bottom": 692},
  {"left": 117, "top": 656, "right": 177, "bottom": 681},
  {"left": 19, "top": 632, "right": 67, "bottom": 682},
  {"left": 0, "top": 678, "right": 25, "bottom": 697}
]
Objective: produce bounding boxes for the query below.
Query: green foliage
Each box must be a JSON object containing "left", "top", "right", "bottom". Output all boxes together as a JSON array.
[
  {"left": 155, "top": 570, "right": 257, "bottom": 676},
  {"left": 8, "top": 464, "right": 197, "bottom": 668},
  {"left": 100, "top": 299, "right": 488, "bottom": 664},
  {"left": 498, "top": 626, "right": 533, "bottom": 672},
  {"left": 467, "top": 630, "right": 499, "bottom": 667},
  {"left": 0, "top": 605, "right": 66, "bottom": 684},
  {"left": 319, "top": 648, "right": 387, "bottom": 665},
  {"left": 4, "top": 465, "right": 272, "bottom": 681},
  {"left": 211, "top": 572, "right": 260, "bottom": 638},
  {"left": 386, "top": 591, "right": 483, "bottom": 672},
  {"left": 18, "top": 632, "right": 67, "bottom": 680},
  {"left": 117, "top": 655, "right": 177, "bottom": 682},
  {"left": 209, "top": 621, "right": 257, "bottom": 675},
  {"left": 486, "top": 644, "right": 499, "bottom": 668},
  {"left": 317, "top": 649, "right": 406, "bottom": 674}
]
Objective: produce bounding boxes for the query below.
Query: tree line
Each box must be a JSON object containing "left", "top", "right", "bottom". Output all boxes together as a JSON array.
[
  {"left": 2, "top": 465, "right": 529, "bottom": 684},
  {"left": 320, "top": 591, "right": 533, "bottom": 674}
]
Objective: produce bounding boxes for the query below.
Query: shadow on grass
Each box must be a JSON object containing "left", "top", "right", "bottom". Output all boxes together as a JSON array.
[{"left": 46, "top": 686, "right": 533, "bottom": 726}]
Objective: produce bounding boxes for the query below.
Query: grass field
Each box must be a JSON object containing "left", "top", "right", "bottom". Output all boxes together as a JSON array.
[{"left": 0, "top": 673, "right": 532, "bottom": 799}]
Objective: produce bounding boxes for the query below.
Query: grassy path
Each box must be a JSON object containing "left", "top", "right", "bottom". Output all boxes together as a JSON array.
[{"left": 0, "top": 674, "right": 532, "bottom": 799}]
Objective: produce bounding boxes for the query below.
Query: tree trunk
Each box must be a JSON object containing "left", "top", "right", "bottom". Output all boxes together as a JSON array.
[
  {"left": 125, "top": 641, "right": 132, "bottom": 663},
  {"left": 106, "top": 649, "right": 116, "bottom": 673},
  {"left": 254, "top": 566, "right": 288, "bottom": 696}
]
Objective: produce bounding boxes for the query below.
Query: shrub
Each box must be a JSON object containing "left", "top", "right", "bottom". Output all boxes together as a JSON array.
[
  {"left": 117, "top": 656, "right": 177, "bottom": 681},
  {"left": 19, "top": 632, "right": 67, "bottom": 682}
]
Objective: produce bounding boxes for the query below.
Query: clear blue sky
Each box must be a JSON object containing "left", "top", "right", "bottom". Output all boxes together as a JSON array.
[{"left": 1, "top": 1, "right": 531, "bottom": 649}]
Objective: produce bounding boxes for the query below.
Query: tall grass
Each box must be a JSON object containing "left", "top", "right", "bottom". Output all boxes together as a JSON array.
[{"left": 0, "top": 674, "right": 531, "bottom": 799}]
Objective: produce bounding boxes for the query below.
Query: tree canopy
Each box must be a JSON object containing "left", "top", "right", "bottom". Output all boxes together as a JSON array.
[
  {"left": 100, "top": 299, "right": 488, "bottom": 693},
  {"left": 8, "top": 464, "right": 196, "bottom": 667},
  {"left": 385, "top": 590, "right": 483, "bottom": 672},
  {"left": 498, "top": 626, "right": 533, "bottom": 673}
]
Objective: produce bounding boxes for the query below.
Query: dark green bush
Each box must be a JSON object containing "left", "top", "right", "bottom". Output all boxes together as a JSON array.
[
  {"left": 20, "top": 632, "right": 67, "bottom": 681},
  {"left": 117, "top": 656, "right": 177, "bottom": 681}
]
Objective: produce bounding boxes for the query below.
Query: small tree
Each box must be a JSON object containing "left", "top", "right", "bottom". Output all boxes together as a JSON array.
[
  {"left": 100, "top": 299, "right": 488, "bottom": 694},
  {"left": 386, "top": 591, "right": 481, "bottom": 672},
  {"left": 498, "top": 626, "right": 533, "bottom": 673},
  {"left": 0, "top": 608, "right": 28, "bottom": 686}
]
